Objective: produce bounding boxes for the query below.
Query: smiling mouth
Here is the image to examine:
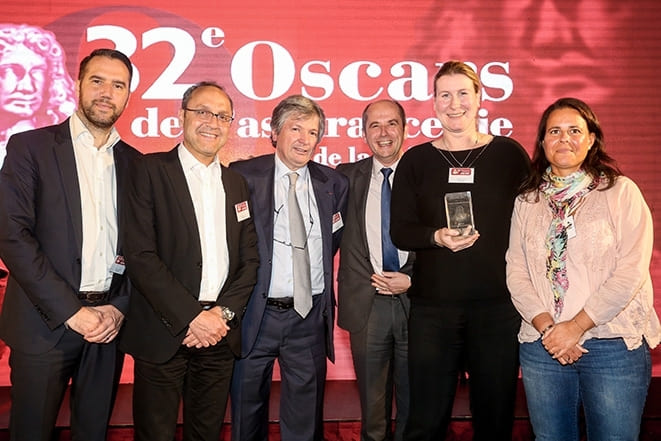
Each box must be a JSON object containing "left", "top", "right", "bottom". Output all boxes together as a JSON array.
[{"left": 377, "top": 140, "right": 393, "bottom": 147}]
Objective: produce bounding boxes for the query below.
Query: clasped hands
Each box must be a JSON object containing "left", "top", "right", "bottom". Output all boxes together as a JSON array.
[
  {"left": 182, "top": 307, "right": 231, "bottom": 349},
  {"left": 434, "top": 227, "right": 480, "bottom": 252},
  {"left": 371, "top": 271, "right": 411, "bottom": 295},
  {"left": 65, "top": 304, "right": 124, "bottom": 344},
  {"left": 542, "top": 320, "right": 588, "bottom": 366}
]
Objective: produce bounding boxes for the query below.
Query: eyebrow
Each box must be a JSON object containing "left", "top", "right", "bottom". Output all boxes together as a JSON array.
[{"left": 89, "top": 74, "right": 128, "bottom": 87}]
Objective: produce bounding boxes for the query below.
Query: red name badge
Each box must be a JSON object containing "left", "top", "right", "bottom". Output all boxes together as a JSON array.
[
  {"left": 235, "top": 200, "right": 251, "bottom": 222},
  {"left": 448, "top": 167, "right": 475, "bottom": 183}
]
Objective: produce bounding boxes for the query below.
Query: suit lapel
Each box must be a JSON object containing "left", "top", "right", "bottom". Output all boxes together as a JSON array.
[
  {"left": 113, "top": 142, "right": 130, "bottom": 254},
  {"left": 52, "top": 120, "right": 83, "bottom": 253},
  {"left": 309, "top": 162, "right": 332, "bottom": 241},
  {"left": 221, "top": 166, "right": 240, "bottom": 256},
  {"left": 355, "top": 158, "right": 373, "bottom": 254},
  {"left": 251, "top": 159, "right": 275, "bottom": 257},
  {"left": 161, "top": 148, "right": 200, "bottom": 237}
]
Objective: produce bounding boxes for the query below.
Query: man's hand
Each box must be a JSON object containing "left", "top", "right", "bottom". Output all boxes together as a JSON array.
[
  {"left": 84, "top": 305, "right": 125, "bottom": 343},
  {"left": 65, "top": 306, "right": 104, "bottom": 337},
  {"left": 67, "top": 304, "right": 125, "bottom": 344},
  {"left": 183, "top": 308, "right": 230, "bottom": 348},
  {"left": 371, "top": 272, "right": 411, "bottom": 295}
]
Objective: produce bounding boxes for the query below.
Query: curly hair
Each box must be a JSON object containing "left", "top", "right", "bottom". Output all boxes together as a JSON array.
[{"left": 0, "top": 24, "right": 76, "bottom": 128}]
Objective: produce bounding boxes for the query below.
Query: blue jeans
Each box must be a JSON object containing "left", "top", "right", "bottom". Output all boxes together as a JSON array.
[{"left": 520, "top": 338, "right": 651, "bottom": 441}]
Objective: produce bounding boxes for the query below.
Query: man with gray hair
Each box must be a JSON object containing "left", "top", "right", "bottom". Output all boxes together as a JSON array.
[{"left": 230, "top": 95, "right": 348, "bottom": 441}]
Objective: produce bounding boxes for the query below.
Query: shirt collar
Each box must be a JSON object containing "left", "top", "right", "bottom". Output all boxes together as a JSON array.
[
  {"left": 70, "top": 112, "right": 120, "bottom": 152},
  {"left": 178, "top": 143, "right": 221, "bottom": 173},
  {"left": 371, "top": 156, "right": 400, "bottom": 179},
  {"left": 274, "top": 154, "right": 310, "bottom": 182}
]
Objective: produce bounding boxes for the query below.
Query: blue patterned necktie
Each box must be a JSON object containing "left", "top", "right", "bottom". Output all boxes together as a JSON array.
[{"left": 381, "top": 168, "right": 399, "bottom": 272}]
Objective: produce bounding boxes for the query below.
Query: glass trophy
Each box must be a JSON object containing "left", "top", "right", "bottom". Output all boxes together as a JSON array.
[{"left": 444, "top": 191, "right": 475, "bottom": 235}]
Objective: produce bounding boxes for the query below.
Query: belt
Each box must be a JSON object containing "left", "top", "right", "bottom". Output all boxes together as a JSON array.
[
  {"left": 199, "top": 301, "right": 216, "bottom": 310},
  {"left": 78, "top": 291, "right": 110, "bottom": 304},
  {"left": 375, "top": 291, "right": 403, "bottom": 297},
  {"left": 266, "top": 297, "right": 295, "bottom": 310}
]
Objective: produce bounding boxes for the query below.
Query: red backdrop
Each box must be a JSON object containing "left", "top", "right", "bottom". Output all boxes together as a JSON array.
[{"left": 1, "top": 0, "right": 660, "bottom": 383}]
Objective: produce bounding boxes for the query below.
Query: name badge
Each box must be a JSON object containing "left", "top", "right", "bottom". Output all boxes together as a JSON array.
[
  {"left": 235, "top": 200, "right": 251, "bottom": 222},
  {"left": 448, "top": 167, "right": 474, "bottom": 184},
  {"left": 332, "top": 212, "right": 344, "bottom": 233},
  {"left": 110, "top": 255, "right": 126, "bottom": 275}
]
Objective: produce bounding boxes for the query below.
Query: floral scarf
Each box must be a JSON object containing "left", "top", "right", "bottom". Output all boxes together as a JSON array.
[{"left": 540, "top": 168, "right": 597, "bottom": 319}]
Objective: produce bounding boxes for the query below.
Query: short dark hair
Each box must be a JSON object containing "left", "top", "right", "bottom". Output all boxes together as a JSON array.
[
  {"left": 181, "top": 81, "right": 234, "bottom": 114},
  {"left": 78, "top": 48, "right": 133, "bottom": 83},
  {"left": 361, "top": 99, "right": 406, "bottom": 132},
  {"left": 270, "top": 95, "right": 325, "bottom": 147}
]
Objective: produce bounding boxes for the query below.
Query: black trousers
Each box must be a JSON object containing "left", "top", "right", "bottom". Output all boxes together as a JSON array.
[
  {"left": 132, "top": 339, "right": 235, "bottom": 441},
  {"left": 403, "top": 300, "right": 520, "bottom": 441},
  {"left": 8, "top": 329, "right": 122, "bottom": 441}
]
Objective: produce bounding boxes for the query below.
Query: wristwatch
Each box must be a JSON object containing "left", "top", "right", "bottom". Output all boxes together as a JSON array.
[{"left": 220, "top": 306, "right": 235, "bottom": 322}]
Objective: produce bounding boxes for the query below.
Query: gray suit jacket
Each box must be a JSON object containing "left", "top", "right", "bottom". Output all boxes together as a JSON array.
[{"left": 336, "top": 157, "right": 414, "bottom": 333}]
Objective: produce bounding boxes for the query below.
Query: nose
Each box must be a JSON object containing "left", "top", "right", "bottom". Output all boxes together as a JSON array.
[
  {"left": 298, "top": 131, "right": 313, "bottom": 145},
  {"left": 16, "top": 71, "right": 37, "bottom": 93}
]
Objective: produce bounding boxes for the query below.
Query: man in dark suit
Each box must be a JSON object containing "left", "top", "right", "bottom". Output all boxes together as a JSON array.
[
  {"left": 119, "top": 82, "right": 259, "bottom": 441},
  {"left": 230, "top": 95, "right": 348, "bottom": 441},
  {"left": 0, "top": 48, "right": 138, "bottom": 441},
  {"left": 336, "top": 100, "right": 414, "bottom": 441}
]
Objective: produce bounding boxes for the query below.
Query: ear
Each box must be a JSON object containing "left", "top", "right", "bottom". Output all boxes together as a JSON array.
[{"left": 588, "top": 132, "right": 596, "bottom": 150}]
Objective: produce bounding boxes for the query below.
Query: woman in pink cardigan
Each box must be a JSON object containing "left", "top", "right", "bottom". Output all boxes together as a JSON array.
[{"left": 506, "top": 97, "right": 661, "bottom": 441}]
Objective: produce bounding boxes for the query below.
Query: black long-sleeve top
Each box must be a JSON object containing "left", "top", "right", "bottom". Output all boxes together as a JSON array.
[{"left": 390, "top": 137, "right": 531, "bottom": 306}]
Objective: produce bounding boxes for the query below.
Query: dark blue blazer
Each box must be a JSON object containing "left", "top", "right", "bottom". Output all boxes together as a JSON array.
[
  {"left": 230, "top": 154, "right": 348, "bottom": 362},
  {"left": 0, "top": 119, "right": 140, "bottom": 354}
]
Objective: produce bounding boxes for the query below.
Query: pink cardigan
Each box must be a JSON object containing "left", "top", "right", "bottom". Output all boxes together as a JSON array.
[{"left": 506, "top": 176, "right": 661, "bottom": 350}]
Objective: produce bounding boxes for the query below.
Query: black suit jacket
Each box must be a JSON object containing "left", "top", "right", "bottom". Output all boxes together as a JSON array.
[
  {"left": 230, "top": 154, "right": 348, "bottom": 362},
  {"left": 119, "top": 147, "right": 259, "bottom": 364},
  {"left": 0, "top": 119, "right": 139, "bottom": 354},
  {"left": 336, "top": 157, "right": 414, "bottom": 333}
]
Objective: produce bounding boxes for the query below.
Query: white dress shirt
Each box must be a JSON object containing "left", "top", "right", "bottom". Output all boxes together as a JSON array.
[
  {"left": 269, "top": 155, "right": 323, "bottom": 297},
  {"left": 178, "top": 144, "right": 229, "bottom": 301},
  {"left": 365, "top": 158, "right": 408, "bottom": 273},
  {"left": 70, "top": 114, "right": 119, "bottom": 292}
]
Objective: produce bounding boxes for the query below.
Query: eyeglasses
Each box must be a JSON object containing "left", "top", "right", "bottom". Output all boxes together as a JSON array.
[
  {"left": 184, "top": 108, "right": 234, "bottom": 124},
  {"left": 273, "top": 183, "right": 315, "bottom": 250}
]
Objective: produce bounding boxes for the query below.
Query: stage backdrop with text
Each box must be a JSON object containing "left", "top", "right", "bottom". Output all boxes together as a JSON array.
[{"left": 1, "top": 0, "right": 660, "bottom": 383}]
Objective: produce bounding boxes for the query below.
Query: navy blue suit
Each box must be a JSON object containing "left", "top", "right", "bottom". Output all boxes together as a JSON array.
[{"left": 229, "top": 154, "right": 348, "bottom": 441}]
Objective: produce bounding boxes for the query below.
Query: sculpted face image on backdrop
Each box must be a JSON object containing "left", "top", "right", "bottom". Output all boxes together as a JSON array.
[{"left": 0, "top": 24, "right": 75, "bottom": 165}]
